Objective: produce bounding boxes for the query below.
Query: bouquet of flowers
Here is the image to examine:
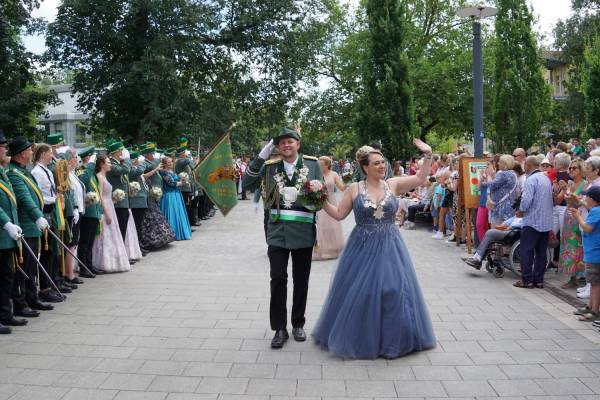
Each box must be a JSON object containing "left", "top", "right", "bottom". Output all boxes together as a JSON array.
[
  {"left": 112, "top": 188, "right": 126, "bottom": 204},
  {"left": 342, "top": 171, "right": 353, "bottom": 184},
  {"left": 128, "top": 181, "right": 141, "bottom": 197},
  {"left": 178, "top": 172, "right": 189, "bottom": 182},
  {"left": 84, "top": 192, "right": 100, "bottom": 207},
  {"left": 150, "top": 186, "right": 163, "bottom": 201},
  {"left": 300, "top": 179, "right": 328, "bottom": 211}
]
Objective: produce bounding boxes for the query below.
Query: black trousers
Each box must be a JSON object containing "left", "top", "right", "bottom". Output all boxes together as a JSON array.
[
  {"left": 182, "top": 192, "right": 196, "bottom": 225},
  {"left": 189, "top": 195, "right": 200, "bottom": 224},
  {"left": 407, "top": 203, "right": 426, "bottom": 222},
  {"left": 267, "top": 245, "right": 313, "bottom": 331},
  {"left": 0, "top": 249, "right": 15, "bottom": 321},
  {"left": 520, "top": 226, "right": 549, "bottom": 284},
  {"left": 77, "top": 217, "right": 99, "bottom": 272},
  {"left": 39, "top": 212, "right": 59, "bottom": 290},
  {"left": 12, "top": 237, "right": 40, "bottom": 309},
  {"left": 131, "top": 208, "right": 147, "bottom": 249},
  {"left": 115, "top": 208, "right": 129, "bottom": 240}
]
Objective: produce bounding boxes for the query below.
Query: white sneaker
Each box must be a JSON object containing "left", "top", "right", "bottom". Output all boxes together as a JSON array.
[
  {"left": 577, "top": 283, "right": 591, "bottom": 293},
  {"left": 432, "top": 231, "right": 444, "bottom": 240},
  {"left": 577, "top": 289, "right": 590, "bottom": 299},
  {"left": 404, "top": 221, "right": 415, "bottom": 229}
]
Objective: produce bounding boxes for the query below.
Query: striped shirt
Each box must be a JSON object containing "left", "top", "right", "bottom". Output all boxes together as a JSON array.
[{"left": 519, "top": 169, "right": 553, "bottom": 232}]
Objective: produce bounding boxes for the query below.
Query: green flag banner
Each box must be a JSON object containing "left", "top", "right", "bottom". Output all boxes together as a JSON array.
[{"left": 193, "top": 133, "right": 238, "bottom": 216}]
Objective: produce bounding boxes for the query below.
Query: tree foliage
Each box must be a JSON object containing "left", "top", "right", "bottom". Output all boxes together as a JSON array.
[
  {"left": 492, "top": 0, "right": 551, "bottom": 152},
  {"left": 0, "top": 0, "right": 57, "bottom": 137},
  {"left": 45, "top": 0, "right": 335, "bottom": 150},
  {"left": 583, "top": 36, "right": 600, "bottom": 136}
]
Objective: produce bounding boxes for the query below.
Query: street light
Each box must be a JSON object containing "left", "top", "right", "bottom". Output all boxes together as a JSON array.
[{"left": 457, "top": 5, "right": 497, "bottom": 157}]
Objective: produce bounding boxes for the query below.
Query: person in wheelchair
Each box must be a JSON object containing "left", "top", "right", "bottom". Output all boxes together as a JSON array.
[{"left": 462, "top": 216, "right": 523, "bottom": 270}]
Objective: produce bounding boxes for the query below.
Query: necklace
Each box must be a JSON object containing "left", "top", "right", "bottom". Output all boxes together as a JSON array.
[
  {"left": 273, "top": 156, "right": 309, "bottom": 208},
  {"left": 363, "top": 180, "right": 391, "bottom": 220}
]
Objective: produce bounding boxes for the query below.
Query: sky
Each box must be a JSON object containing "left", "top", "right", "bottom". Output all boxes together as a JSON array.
[{"left": 22, "top": 0, "right": 573, "bottom": 55}]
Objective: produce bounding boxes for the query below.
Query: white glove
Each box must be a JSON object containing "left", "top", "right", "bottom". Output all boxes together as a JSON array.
[
  {"left": 120, "top": 148, "right": 130, "bottom": 160},
  {"left": 73, "top": 212, "right": 80, "bottom": 225},
  {"left": 35, "top": 217, "right": 49, "bottom": 231},
  {"left": 3, "top": 222, "right": 22, "bottom": 240},
  {"left": 258, "top": 139, "right": 275, "bottom": 160},
  {"left": 89, "top": 153, "right": 97, "bottom": 164}
]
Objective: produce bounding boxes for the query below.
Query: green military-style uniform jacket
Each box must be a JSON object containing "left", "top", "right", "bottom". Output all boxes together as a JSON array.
[
  {"left": 175, "top": 156, "right": 194, "bottom": 194},
  {"left": 106, "top": 157, "right": 131, "bottom": 209},
  {"left": 0, "top": 166, "right": 19, "bottom": 249},
  {"left": 244, "top": 154, "right": 323, "bottom": 249},
  {"left": 77, "top": 163, "right": 103, "bottom": 220},
  {"left": 143, "top": 159, "right": 163, "bottom": 189},
  {"left": 128, "top": 163, "right": 148, "bottom": 209},
  {"left": 6, "top": 161, "right": 44, "bottom": 239}
]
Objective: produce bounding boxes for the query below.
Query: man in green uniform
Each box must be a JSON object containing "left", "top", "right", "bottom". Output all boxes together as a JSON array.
[
  {"left": 175, "top": 147, "right": 199, "bottom": 226},
  {"left": 46, "top": 132, "right": 64, "bottom": 172},
  {"left": 244, "top": 127, "right": 323, "bottom": 349},
  {"left": 0, "top": 130, "right": 22, "bottom": 333},
  {"left": 7, "top": 137, "right": 57, "bottom": 308},
  {"left": 106, "top": 139, "right": 131, "bottom": 240},
  {"left": 141, "top": 142, "right": 163, "bottom": 190},
  {"left": 76, "top": 146, "right": 103, "bottom": 277},
  {"left": 128, "top": 150, "right": 149, "bottom": 255}
]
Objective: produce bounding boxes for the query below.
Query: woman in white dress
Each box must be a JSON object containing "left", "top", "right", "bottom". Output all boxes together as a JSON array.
[
  {"left": 313, "top": 156, "right": 346, "bottom": 260},
  {"left": 92, "top": 155, "right": 130, "bottom": 273}
]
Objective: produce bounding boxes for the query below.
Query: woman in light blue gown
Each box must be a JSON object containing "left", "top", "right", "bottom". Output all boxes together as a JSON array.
[
  {"left": 312, "top": 139, "right": 436, "bottom": 359},
  {"left": 159, "top": 157, "right": 192, "bottom": 241}
]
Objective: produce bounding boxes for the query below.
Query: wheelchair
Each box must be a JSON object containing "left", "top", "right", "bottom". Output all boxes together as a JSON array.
[{"left": 483, "top": 228, "right": 554, "bottom": 278}]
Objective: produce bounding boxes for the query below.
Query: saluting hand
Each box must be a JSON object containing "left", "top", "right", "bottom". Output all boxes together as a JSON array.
[{"left": 413, "top": 138, "right": 432, "bottom": 155}]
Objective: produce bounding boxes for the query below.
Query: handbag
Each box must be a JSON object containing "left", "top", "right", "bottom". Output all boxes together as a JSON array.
[{"left": 485, "top": 173, "right": 518, "bottom": 211}]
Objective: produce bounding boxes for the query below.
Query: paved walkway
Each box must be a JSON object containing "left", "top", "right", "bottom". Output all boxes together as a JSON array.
[{"left": 1, "top": 201, "right": 599, "bottom": 400}]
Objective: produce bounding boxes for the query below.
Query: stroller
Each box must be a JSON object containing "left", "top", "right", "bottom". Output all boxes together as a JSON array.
[{"left": 483, "top": 228, "right": 554, "bottom": 278}]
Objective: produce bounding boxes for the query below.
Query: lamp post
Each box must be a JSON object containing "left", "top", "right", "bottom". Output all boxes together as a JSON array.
[{"left": 457, "top": 6, "right": 497, "bottom": 157}]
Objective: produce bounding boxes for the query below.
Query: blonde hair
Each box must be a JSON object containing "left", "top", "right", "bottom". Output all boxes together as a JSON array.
[
  {"left": 498, "top": 154, "right": 515, "bottom": 170},
  {"left": 356, "top": 146, "right": 383, "bottom": 175},
  {"left": 33, "top": 143, "right": 51, "bottom": 164},
  {"left": 318, "top": 156, "right": 332, "bottom": 169}
]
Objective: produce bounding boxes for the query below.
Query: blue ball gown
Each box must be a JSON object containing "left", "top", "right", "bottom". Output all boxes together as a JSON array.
[
  {"left": 159, "top": 170, "right": 192, "bottom": 241},
  {"left": 312, "top": 182, "right": 436, "bottom": 359}
]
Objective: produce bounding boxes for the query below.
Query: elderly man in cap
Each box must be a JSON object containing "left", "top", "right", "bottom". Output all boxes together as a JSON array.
[
  {"left": 244, "top": 126, "right": 323, "bottom": 349},
  {"left": 6, "top": 137, "right": 57, "bottom": 312},
  {"left": 46, "top": 131, "right": 64, "bottom": 171},
  {"left": 0, "top": 130, "right": 23, "bottom": 333},
  {"left": 106, "top": 139, "right": 131, "bottom": 240},
  {"left": 128, "top": 149, "right": 149, "bottom": 255}
]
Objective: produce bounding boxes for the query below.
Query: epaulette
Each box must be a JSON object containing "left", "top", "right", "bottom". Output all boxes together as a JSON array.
[
  {"left": 75, "top": 169, "right": 85, "bottom": 177},
  {"left": 303, "top": 155, "right": 318, "bottom": 161},
  {"left": 265, "top": 159, "right": 281, "bottom": 166}
]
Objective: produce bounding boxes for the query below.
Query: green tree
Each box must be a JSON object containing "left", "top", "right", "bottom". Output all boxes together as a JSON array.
[
  {"left": 355, "top": 0, "right": 415, "bottom": 160},
  {"left": 492, "top": 0, "right": 551, "bottom": 152},
  {"left": 46, "top": 0, "right": 334, "bottom": 148},
  {"left": 583, "top": 36, "right": 600, "bottom": 136},
  {"left": 0, "top": 0, "right": 57, "bottom": 137}
]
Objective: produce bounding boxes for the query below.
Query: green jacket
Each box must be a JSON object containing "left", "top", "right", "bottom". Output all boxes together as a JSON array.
[
  {"left": 106, "top": 157, "right": 131, "bottom": 209},
  {"left": 77, "top": 163, "right": 103, "bottom": 220},
  {"left": 0, "top": 167, "right": 19, "bottom": 249},
  {"left": 175, "top": 157, "right": 194, "bottom": 193},
  {"left": 244, "top": 154, "right": 323, "bottom": 249},
  {"left": 143, "top": 159, "right": 163, "bottom": 189},
  {"left": 6, "top": 161, "right": 44, "bottom": 238},
  {"left": 128, "top": 163, "right": 148, "bottom": 208}
]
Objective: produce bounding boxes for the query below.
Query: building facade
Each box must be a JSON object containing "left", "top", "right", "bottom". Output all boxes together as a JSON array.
[
  {"left": 544, "top": 51, "right": 569, "bottom": 101},
  {"left": 39, "top": 84, "right": 91, "bottom": 147}
]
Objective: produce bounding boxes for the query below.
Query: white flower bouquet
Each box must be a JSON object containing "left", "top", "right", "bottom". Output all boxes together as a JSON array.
[
  {"left": 84, "top": 192, "right": 100, "bottom": 207},
  {"left": 112, "top": 188, "right": 126, "bottom": 204},
  {"left": 129, "top": 181, "right": 141, "bottom": 197},
  {"left": 150, "top": 186, "right": 163, "bottom": 201},
  {"left": 178, "top": 172, "right": 189, "bottom": 182}
]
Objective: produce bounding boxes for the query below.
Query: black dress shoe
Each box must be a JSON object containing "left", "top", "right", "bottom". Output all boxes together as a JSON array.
[
  {"left": 0, "top": 324, "right": 11, "bottom": 334},
  {"left": 57, "top": 284, "right": 72, "bottom": 293},
  {"left": 29, "top": 301, "right": 54, "bottom": 311},
  {"left": 79, "top": 270, "right": 96, "bottom": 279},
  {"left": 67, "top": 277, "right": 84, "bottom": 284},
  {"left": 271, "top": 330, "right": 289, "bottom": 349},
  {"left": 14, "top": 307, "right": 40, "bottom": 318},
  {"left": 461, "top": 257, "right": 482, "bottom": 270},
  {"left": 39, "top": 291, "right": 64, "bottom": 303},
  {"left": 61, "top": 280, "right": 78, "bottom": 290},
  {"left": 90, "top": 267, "right": 105, "bottom": 275},
  {"left": 1, "top": 317, "right": 28, "bottom": 326},
  {"left": 292, "top": 327, "right": 306, "bottom": 342}
]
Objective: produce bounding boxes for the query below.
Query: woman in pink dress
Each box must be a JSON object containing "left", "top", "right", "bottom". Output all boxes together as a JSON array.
[
  {"left": 313, "top": 156, "right": 346, "bottom": 260},
  {"left": 92, "top": 155, "right": 131, "bottom": 273}
]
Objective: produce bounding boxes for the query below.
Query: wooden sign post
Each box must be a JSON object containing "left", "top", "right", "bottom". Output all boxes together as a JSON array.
[{"left": 458, "top": 157, "right": 488, "bottom": 253}]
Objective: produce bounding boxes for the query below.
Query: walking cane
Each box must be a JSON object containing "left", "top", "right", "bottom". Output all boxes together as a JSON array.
[
  {"left": 45, "top": 228, "right": 95, "bottom": 277},
  {"left": 19, "top": 236, "right": 66, "bottom": 300}
]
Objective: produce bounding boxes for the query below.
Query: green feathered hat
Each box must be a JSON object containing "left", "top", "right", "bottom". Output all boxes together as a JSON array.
[
  {"left": 273, "top": 126, "right": 300, "bottom": 145},
  {"left": 106, "top": 139, "right": 124, "bottom": 154},
  {"left": 47, "top": 132, "right": 64, "bottom": 146},
  {"left": 78, "top": 146, "right": 95, "bottom": 158},
  {"left": 179, "top": 135, "right": 189, "bottom": 148}
]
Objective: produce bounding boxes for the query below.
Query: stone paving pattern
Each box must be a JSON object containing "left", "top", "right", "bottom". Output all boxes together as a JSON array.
[{"left": 0, "top": 201, "right": 599, "bottom": 400}]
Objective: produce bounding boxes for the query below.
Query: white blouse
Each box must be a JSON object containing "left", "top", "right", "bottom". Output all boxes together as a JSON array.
[
  {"left": 69, "top": 171, "right": 85, "bottom": 212},
  {"left": 31, "top": 163, "right": 57, "bottom": 205}
]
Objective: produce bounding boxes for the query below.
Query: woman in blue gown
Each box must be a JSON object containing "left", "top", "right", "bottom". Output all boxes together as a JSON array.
[
  {"left": 159, "top": 157, "right": 192, "bottom": 241},
  {"left": 312, "top": 139, "right": 436, "bottom": 359}
]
